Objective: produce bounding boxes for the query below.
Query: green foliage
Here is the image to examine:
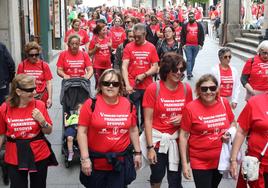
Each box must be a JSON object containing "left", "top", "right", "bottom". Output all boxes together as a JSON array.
[{"left": 188, "top": 0, "right": 209, "bottom": 4}]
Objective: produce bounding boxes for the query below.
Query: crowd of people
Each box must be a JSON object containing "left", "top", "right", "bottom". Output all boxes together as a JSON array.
[{"left": 0, "top": 2, "right": 267, "bottom": 188}]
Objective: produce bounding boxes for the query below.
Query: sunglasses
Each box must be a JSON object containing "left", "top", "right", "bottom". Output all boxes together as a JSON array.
[
  {"left": 101, "top": 81, "right": 120, "bottom": 87},
  {"left": 172, "top": 67, "right": 185, "bottom": 73},
  {"left": 125, "top": 21, "right": 132, "bottom": 24},
  {"left": 260, "top": 51, "right": 268, "bottom": 56},
  {"left": 223, "top": 55, "right": 232, "bottom": 59},
  {"left": 200, "top": 86, "right": 217, "bottom": 92},
  {"left": 18, "top": 86, "right": 36, "bottom": 93},
  {"left": 28, "top": 53, "right": 39, "bottom": 57}
]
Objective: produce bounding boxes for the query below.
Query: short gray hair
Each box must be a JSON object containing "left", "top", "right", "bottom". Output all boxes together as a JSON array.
[
  {"left": 133, "top": 23, "right": 146, "bottom": 33},
  {"left": 257, "top": 40, "right": 268, "bottom": 53}
]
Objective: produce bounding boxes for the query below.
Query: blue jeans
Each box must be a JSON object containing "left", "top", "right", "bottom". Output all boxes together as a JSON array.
[{"left": 184, "top": 45, "right": 200, "bottom": 76}]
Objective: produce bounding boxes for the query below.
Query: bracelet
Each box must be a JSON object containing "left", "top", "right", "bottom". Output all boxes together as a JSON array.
[
  {"left": 147, "top": 145, "right": 154, "bottom": 150},
  {"left": 80, "top": 157, "right": 90, "bottom": 164},
  {"left": 134, "top": 151, "right": 142, "bottom": 156},
  {"left": 40, "top": 122, "right": 49, "bottom": 129}
]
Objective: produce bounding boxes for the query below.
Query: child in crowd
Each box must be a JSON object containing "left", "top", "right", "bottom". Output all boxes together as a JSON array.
[{"left": 64, "top": 103, "right": 82, "bottom": 161}]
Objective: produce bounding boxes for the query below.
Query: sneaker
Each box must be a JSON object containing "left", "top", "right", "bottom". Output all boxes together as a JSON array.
[
  {"left": 187, "top": 75, "right": 191, "bottom": 80},
  {"left": 68, "top": 152, "right": 74, "bottom": 161}
]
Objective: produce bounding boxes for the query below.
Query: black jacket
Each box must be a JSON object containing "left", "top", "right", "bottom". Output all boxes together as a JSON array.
[
  {"left": 0, "top": 42, "right": 15, "bottom": 87},
  {"left": 146, "top": 24, "right": 160, "bottom": 46},
  {"left": 180, "top": 21, "right": 204, "bottom": 47}
]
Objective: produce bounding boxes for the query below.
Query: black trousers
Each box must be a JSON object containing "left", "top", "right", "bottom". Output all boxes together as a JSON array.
[
  {"left": 7, "top": 159, "right": 48, "bottom": 188},
  {"left": 0, "top": 86, "right": 9, "bottom": 105},
  {"left": 192, "top": 169, "right": 222, "bottom": 188},
  {"left": 150, "top": 149, "right": 183, "bottom": 188}
]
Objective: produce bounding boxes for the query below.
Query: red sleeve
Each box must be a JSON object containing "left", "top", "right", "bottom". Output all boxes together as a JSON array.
[
  {"left": 78, "top": 99, "right": 92, "bottom": 127},
  {"left": 237, "top": 102, "right": 252, "bottom": 132},
  {"left": 180, "top": 105, "right": 192, "bottom": 132},
  {"left": 185, "top": 83, "right": 193, "bottom": 104},
  {"left": 82, "top": 30, "right": 90, "bottom": 44},
  {"left": 223, "top": 97, "right": 235, "bottom": 123},
  {"left": 142, "top": 83, "right": 157, "bottom": 108},
  {"left": 122, "top": 44, "right": 131, "bottom": 60},
  {"left": 242, "top": 58, "right": 254, "bottom": 75},
  {"left": 131, "top": 105, "right": 137, "bottom": 127},
  {"left": 56, "top": 51, "right": 65, "bottom": 68},
  {"left": 17, "top": 62, "right": 24, "bottom": 74},
  {"left": 36, "top": 100, "right": 52, "bottom": 125},
  {"left": 89, "top": 38, "right": 96, "bottom": 50},
  {"left": 83, "top": 52, "right": 92, "bottom": 67},
  {"left": 0, "top": 103, "right": 7, "bottom": 134},
  {"left": 42, "top": 62, "right": 53, "bottom": 80},
  {"left": 150, "top": 45, "right": 159, "bottom": 63}
]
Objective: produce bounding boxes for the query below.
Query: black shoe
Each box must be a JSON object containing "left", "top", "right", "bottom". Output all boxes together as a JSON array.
[{"left": 187, "top": 75, "right": 191, "bottom": 80}]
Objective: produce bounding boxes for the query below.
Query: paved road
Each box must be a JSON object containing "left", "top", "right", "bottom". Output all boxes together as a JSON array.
[{"left": 0, "top": 37, "right": 247, "bottom": 188}]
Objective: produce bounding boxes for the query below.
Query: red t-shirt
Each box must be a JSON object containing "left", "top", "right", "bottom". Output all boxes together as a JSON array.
[
  {"left": 0, "top": 100, "right": 52, "bottom": 165},
  {"left": 64, "top": 29, "right": 89, "bottom": 46},
  {"left": 56, "top": 50, "right": 92, "bottom": 78},
  {"left": 175, "top": 26, "right": 182, "bottom": 42},
  {"left": 181, "top": 98, "right": 234, "bottom": 169},
  {"left": 150, "top": 24, "right": 160, "bottom": 35},
  {"left": 238, "top": 94, "right": 268, "bottom": 172},
  {"left": 17, "top": 59, "right": 52, "bottom": 93},
  {"left": 219, "top": 66, "right": 233, "bottom": 97},
  {"left": 78, "top": 95, "right": 137, "bottom": 170},
  {"left": 110, "top": 26, "right": 126, "bottom": 49},
  {"left": 87, "top": 20, "right": 97, "bottom": 32},
  {"left": 209, "top": 10, "right": 219, "bottom": 20},
  {"left": 89, "top": 36, "right": 112, "bottom": 69},
  {"left": 122, "top": 41, "right": 159, "bottom": 89},
  {"left": 80, "top": 19, "right": 88, "bottom": 30},
  {"left": 242, "top": 55, "right": 268, "bottom": 91},
  {"left": 186, "top": 22, "right": 198, "bottom": 46},
  {"left": 143, "top": 81, "right": 192, "bottom": 134}
]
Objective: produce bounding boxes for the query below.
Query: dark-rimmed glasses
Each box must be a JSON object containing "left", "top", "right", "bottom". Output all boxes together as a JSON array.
[{"left": 200, "top": 86, "right": 217, "bottom": 92}]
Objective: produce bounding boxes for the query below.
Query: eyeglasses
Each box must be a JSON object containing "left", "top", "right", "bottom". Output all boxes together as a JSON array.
[
  {"left": 17, "top": 86, "right": 36, "bottom": 93},
  {"left": 200, "top": 86, "right": 217, "bottom": 92},
  {"left": 260, "top": 51, "right": 268, "bottom": 56},
  {"left": 101, "top": 81, "right": 120, "bottom": 87},
  {"left": 28, "top": 53, "right": 39, "bottom": 57},
  {"left": 172, "top": 67, "right": 185, "bottom": 73},
  {"left": 223, "top": 55, "right": 232, "bottom": 59},
  {"left": 125, "top": 21, "right": 131, "bottom": 24}
]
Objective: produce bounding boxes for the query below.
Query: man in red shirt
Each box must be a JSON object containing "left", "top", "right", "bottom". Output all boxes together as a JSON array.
[
  {"left": 180, "top": 12, "right": 204, "bottom": 80},
  {"left": 122, "top": 23, "right": 159, "bottom": 131}
]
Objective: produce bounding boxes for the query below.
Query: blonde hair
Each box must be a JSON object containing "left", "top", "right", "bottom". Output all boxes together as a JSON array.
[
  {"left": 7, "top": 74, "right": 35, "bottom": 107},
  {"left": 24, "top": 41, "right": 41, "bottom": 54}
]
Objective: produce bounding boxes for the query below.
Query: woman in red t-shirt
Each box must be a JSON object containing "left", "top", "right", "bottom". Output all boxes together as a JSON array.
[
  {"left": 179, "top": 74, "right": 235, "bottom": 188},
  {"left": 57, "top": 34, "right": 93, "bottom": 80},
  {"left": 88, "top": 25, "right": 112, "bottom": 87},
  {"left": 17, "top": 41, "right": 53, "bottom": 108},
  {"left": 78, "top": 12, "right": 88, "bottom": 31},
  {"left": 142, "top": 52, "right": 192, "bottom": 188},
  {"left": 241, "top": 41, "right": 268, "bottom": 100},
  {"left": 77, "top": 69, "right": 141, "bottom": 188},
  {"left": 110, "top": 17, "right": 126, "bottom": 51},
  {"left": 0, "top": 74, "right": 57, "bottom": 188},
  {"left": 64, "top": 19, "right": 90, "bottom": 51},
  {"left": 87, "top": 11, "right": 100, "bottom": 39}
]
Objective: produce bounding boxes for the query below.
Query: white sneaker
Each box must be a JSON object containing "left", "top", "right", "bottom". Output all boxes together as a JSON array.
[{"left": 68, "top": 152, "right": 74, "bottom": 161}]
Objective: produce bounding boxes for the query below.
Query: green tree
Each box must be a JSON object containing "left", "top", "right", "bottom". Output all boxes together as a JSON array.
[{"left": 188, "top": 0, "right": 209, "bottom": 4}]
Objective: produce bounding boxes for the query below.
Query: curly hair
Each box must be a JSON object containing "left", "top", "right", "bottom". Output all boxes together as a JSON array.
[{"left": 24, "top": 41, "right": 41, "bottom": 54}]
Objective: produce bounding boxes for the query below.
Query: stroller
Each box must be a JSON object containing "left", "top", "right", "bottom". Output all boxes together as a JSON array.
[{"left": 60, "top": 78, "right": 91, "bottom": 168}]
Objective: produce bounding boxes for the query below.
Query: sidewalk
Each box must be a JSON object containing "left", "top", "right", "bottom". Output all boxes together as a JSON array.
[{"left": 0, "top": 37, "right": 246, "bottom": 188}]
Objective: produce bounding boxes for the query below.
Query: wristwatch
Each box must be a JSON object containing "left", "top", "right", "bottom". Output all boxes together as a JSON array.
[{"left": 41, "top": 122, "right": 49, "bottom": 129}]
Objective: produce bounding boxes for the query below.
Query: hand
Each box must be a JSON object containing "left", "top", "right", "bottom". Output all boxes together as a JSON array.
[
  {"left": 32, "top": 108, "right": 45, "bottom": 125},
  {"left": 168, "top": 114, "right": 182, "bottom": 127},
  {"left": 230, "top": 161, "right": 238, "bottom": 180},
  {"left": 182, "top": 45, "right": 186, "bottom": 50},
  {"left": 221, "top": 132, "right": 231, "bottom": 143},
  {"left": 147, "top": 148, "right": 157, "bottom": 165},
  {"left": 134, "top": 155, "right": 142, "bottom": 170},
  {"left": 81, "top": 159, "right": 92, "bottom": 176},
  {"left": 126, "top": 85, "right": 134, "bottom": 95},
  {"left": 63, "top": 74, "right": 71, "bottom": 79},
  {"left": 83, "top": 74, "right": 91, "bottom": 80},
  {"left": 198, "top": 45, "right": 203, "bottom": 50},
  {"left": 182, "top": 163, "right": 192, "bottom": 180},
  {"left": 46, "top": 98, "right": 52, "bottom": 109},
  {"left": 231, "top": 102, "right": 237, "bottom": 109},
  {"left": 135, "top": 74, "right": 146, "bottom": 84}
]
